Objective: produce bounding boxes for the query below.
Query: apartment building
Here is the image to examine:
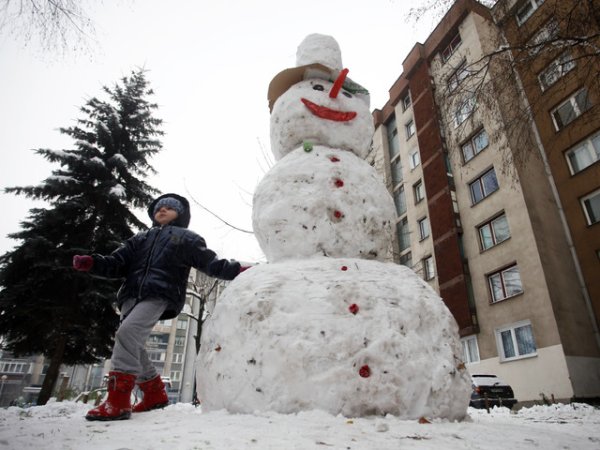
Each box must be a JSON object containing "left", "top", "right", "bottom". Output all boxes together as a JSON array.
[{"left": 372, "top": 0, "right": 600, "bottom": 403}]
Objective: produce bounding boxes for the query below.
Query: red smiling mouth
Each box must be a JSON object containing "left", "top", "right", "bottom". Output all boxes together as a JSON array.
[{"left": 301, "top": 98, "right": 357, "bottom": 122}]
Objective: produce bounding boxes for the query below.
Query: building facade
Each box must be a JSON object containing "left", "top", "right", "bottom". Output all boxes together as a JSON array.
[{"left": 372, "top": 0, "right": 600, "bottom": 404}]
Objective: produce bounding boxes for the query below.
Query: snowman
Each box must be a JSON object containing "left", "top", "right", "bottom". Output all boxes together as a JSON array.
[{"left": 196, "top": 34, "right": 471, "bottom": 420}]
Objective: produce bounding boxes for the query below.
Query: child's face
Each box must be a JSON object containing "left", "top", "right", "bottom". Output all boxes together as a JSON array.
[{"left": 154, "top": 206, "right": 179, "bottom": 225}]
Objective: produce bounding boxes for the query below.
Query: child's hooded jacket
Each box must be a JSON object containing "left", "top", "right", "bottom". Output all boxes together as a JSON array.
[{"left": 90, "top": 193, "right": 240, "bottom": 319}]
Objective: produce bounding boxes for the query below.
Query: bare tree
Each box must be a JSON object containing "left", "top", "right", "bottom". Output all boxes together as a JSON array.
[
  {"left": 409, "top": 0, "right": 600, "bottom": 171},
  {"left": 0, "top": 0, "right": 97, "bottom": 53}
]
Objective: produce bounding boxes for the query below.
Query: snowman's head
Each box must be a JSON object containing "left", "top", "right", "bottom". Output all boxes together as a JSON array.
[{"left": 268, "top": 34, "right": 373, "bottom": 160}]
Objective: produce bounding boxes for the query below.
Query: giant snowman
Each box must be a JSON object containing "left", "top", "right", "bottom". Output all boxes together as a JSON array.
[{"left": 196, "top": 34, "right": 471, "bottom": 420}]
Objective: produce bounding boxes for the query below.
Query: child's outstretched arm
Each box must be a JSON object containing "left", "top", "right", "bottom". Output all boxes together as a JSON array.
[
  {"left": 188, "top": 235, "right": 241, "bottom": 280},
  {"left": 73, "top": 236, "right": 138, "bottom": 279}
]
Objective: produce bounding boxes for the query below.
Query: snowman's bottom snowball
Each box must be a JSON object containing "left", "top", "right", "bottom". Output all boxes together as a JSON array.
[{"left": 196, "top": 258, "right": 471, "bottom": 420}]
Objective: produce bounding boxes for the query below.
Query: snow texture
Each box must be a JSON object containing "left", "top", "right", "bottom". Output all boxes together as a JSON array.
[
  {"left": 296, "top": 34, "right": 343, "bottom": 71},
  {"left": 253, "top": 145, "right": 394, "bottom": 262},
  {"left": 2, "top": 401, "right": 600, "bottom": 449},
  {"left": 109, "top": 184, "right": 126, "bottom": 198},
  {"left": 197, "top": 258, "right": 471, "bottom": 420},
  {"left": 198, "top": 34, "right": 471, "bottom": 420},
  {"left": 270, "top": 80, "right": 373, "bottom": 161}
]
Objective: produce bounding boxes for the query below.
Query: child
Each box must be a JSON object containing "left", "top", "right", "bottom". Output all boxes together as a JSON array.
[{"left": 73, "top": 193, "right": 247, "bottom": 421}]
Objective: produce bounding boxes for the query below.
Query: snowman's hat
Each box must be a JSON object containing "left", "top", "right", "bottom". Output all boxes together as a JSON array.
[{"left": 267, "top": 34, "right": 369, "bottom": 112}]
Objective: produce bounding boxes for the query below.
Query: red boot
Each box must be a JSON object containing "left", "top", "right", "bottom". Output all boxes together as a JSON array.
[
  {"left": 85, "top": 371, "right": 136, "bottom": 421},
  {"left": 133, "top": 375, "right": 169, "bottom": 413}
]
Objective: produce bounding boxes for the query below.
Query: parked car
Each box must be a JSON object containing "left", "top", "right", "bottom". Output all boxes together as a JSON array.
[{"left": 470, "top": 374, "right": 517, "bottom": 410}]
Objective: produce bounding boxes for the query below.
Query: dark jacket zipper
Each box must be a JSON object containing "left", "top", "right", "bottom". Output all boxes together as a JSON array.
[{"left": 137, "top": 225, "right": 164, "bottom": 300}]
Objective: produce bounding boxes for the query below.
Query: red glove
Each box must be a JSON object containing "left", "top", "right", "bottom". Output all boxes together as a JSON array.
[
  {"left": 73, "top": 255, "right": 94, "bottom": 272},
  {"left": 239, "top": 266, "right": 250, "bottom": 273}
]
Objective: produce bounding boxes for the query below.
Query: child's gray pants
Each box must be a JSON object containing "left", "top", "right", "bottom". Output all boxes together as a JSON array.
[{"left": 110, "top": 297, "right": 168, "bottom": 382}]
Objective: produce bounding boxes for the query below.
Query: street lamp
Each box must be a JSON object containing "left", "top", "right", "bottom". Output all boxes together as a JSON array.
[{"left": 0, "top": 374, "right": 7, "bottom": 404}]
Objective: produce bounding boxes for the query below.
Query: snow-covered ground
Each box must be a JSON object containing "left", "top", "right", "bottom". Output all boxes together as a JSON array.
[{"left": 1, "top": 401, "right": 599, "bottom": 449}]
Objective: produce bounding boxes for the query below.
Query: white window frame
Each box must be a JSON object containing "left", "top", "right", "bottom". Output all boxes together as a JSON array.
[
  {"left": 488, "top": 264, "right": 524, "bottom": 303},
  {"left": 394, "top": 185, "right": 407, "bottom": 216},
  {"left": 418, "top": 216, "right": 430, "bottom": 240},
  {"left": 478, "top": 213, "right": 511, "bottom": 250},
  {"left": 461, "top": 336, "right": 480, "bottom": 364},
  {"left": 566, "top": 131, "right": 600, "bottom": 175},
  {"left": 174, "top": 336, "right": 185, "bottom": 347},
  {"left": 405, "top": 119, "right": 416, "bottom": 139},
  {"left": 495, "top": 320, "right": 537, "bottom": 362},
  {"left": 176, "top": 319, "right": 188, "bottom": 330},
  {"left": 581, "top": 188, "right": 600, "bottom": 225},
  {"left": 409, "top": 149, "right": 421, "bottom": 169},
  {"left": 551, "top": 88, "right": 592, "bottom": 131},
  {"left": 461, "top": 128, "right": 489, "bottom": 163},
  {"left": 469, "top": 168, "right": 499, "bottom": 204},
  {"left": 170, "top": 371, "right": 181, "bottom": 382},
  {"left": 516, "top": 0, "right": 545, "bottom": 26},
  {"left": 538, "top": 51, "right": 575, "bottom": 91},
  {"left": 448, "top": 59, "right": 469, "bottom": 93},
  {"left": 387, "top": 116, "right": 400, "bottom": 159},
  {"left": 423, "top": 255, "right": 435, "bottom": 280},
  {"left": 172, "top": 353, "right": 183, "bottom": 363},
  {"left": 528, "top": 19, "right": 558, "bottom": 55},
  {"left": 414, "top": 180, "right": 425, "bottom": 203},
  {"left": 441, "top": 32, "right": 462, "bottom": 63},
  {"left": 402, "top": 93, "right": 412, "bottom": 111},
  {"left": 454, "top": 95, "right": 476, "bottom": 127}
]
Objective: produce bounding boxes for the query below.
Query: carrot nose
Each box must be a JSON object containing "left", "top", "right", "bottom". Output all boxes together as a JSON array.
[{"left": 329, "top": 68, "right": 349, "bottom": 99}]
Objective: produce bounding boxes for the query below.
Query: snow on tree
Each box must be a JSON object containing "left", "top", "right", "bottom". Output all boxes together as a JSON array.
[{"left": 0, "top": 69, "right": 163, "bottom": 405}]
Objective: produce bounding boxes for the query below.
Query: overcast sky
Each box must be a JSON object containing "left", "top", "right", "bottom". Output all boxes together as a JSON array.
[{"left": 0, "top": 0, "right": 435, "bottom": 262}]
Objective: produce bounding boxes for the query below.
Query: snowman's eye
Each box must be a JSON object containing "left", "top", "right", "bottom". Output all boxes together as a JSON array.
[
  {"left": 342, "top": 91, "right": 353, "bottom": 98},
  {"left": 313, "top": 84, "right": 325, "bottom": 91}
]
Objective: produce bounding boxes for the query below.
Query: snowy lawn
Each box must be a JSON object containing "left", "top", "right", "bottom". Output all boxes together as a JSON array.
[{"left": 1, "top": 401, "right": 599, "bottom": 449}]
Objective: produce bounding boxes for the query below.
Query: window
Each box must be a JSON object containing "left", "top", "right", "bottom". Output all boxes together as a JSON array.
[
  {"left": 469, "top": 168, "right": 499, "bottom": 204},
  {"left": 394, "top": 186, "right": 407, "bottom": 216},
  {"left": 418, "top": 217, "right": 430, "bottom": 240},
  {"left": 148, "top": 351, "right": 166, "bottom": 362},
  {"left": 441, "top": 32, "right": 462, "bottom": 62},
  {"left": 566, "top": 131, "right": 600, "bottom": 174},
  {"left": 387, "top": 116, "right": 400, "bottom": 159},
  {"left": 176, "top": 319, "right": 188, "bottom": 330},
  {"left": 448, "top": 59, "right": 469, "bottom": 93},
  {"left": 528, "top": 19, "right": 558, "bottom": 55},
  {"left": 538, "top": 52, "right": 575, "bottom": 91},
  {"left": 461, "top": 336, "right": 480, "bottom": 364},
  {"left": 397, "top": 217, "right": 410, "bottom": 252},
  {"left": 400, "top": 251, "right": 412, "bottom": 267},
  {"left": 159, "top": 319, "right": 172, "bottom": 327},
  {"left": 488, "top": 265, "right": 523, "bottom": 302},
  {"left": 423, "top": 256, "right": 435, "bottom": 280},
  {"left": 461, "top": 128, "right": 489, "bottom": 162},
  {"left": 454, "top": 95, "right": 476, "bottom": 127},
  {"left": 496, "top": 321, "right": 537, "bottom": 361},
  {"left": 172, "top": 353, "right": 183, "bottom": 363},
  {"left": 174, "top": 336, "right": 185, "bottom": 347},
  {"left": 581, "top": 188, "right": 600, "bottom": 225},
  {"left": 552, "top": 88, "right": 592, "bottom": 131},
  {"left": 391, "top": 159, "right": 403, "bottom": 186},
  {"left": 170, "top": 371, "right": 181, "bottom": 382},
  {"left": 409, "top": 149, "right": 420, "bottom": 169},
  {"left": 516, "top": 0, "right": 545, "bottom": 26},
  {"left": 402, "top": 93, "right": 412, "bottom": 111},
  {"left": 414, "top": 180, "right": 425, "bottom": 203},
  {"left": 405, "top": 120, "right": 416, "bottom": 139},
  {"left": 478, "top": 213, "right": 510, "bottom": 250}
]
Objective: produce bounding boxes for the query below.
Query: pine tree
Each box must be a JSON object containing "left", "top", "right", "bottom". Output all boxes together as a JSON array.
[{"left": 0, "top": 69, "right": 163, "bottom": 405}]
